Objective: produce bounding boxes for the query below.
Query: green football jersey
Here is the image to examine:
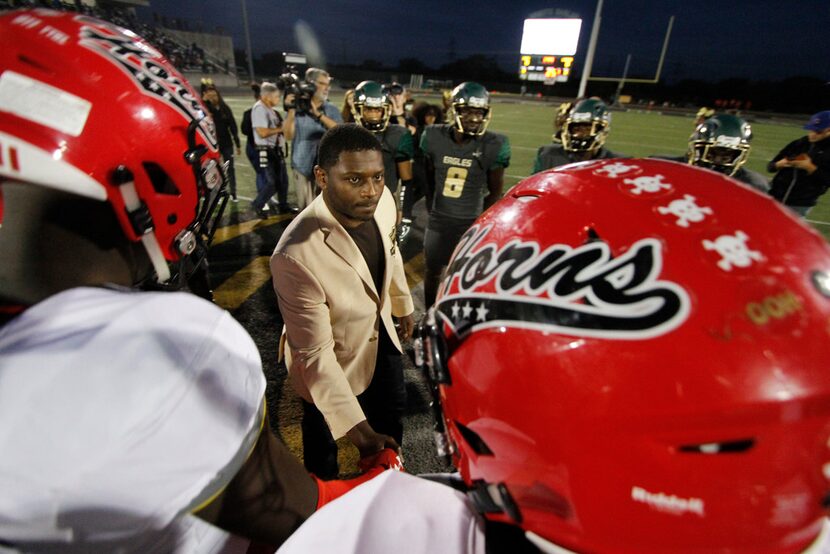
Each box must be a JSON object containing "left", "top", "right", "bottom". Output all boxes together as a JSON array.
[
  {"left": 421, "top": 124, "right": 510, "bottom": 219},
  {"left": 377, "top": 124, "right": 414, "bottom": 194}
]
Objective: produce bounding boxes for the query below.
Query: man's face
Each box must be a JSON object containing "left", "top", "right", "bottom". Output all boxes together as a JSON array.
[
  {"left": 316, "top": 149, "right": 384, "bottom": 227},
  {"left": 808, "top": 127, "right": 830, "bottom": 143},
  {"left": 261, "top": 90, "right": 280, "bottom": 108},
  {"left": 363, "top": 106, "right": 383, "bottom": 125},
  {"left": 458, "top": 107, "right": 486, "bottom": 134},
  {"left": 570, "top": 123, "right": 593, "bottom": 139},
  {"left": 313, "top": 75, "right": 332, "bottom": 102},
  {"left": 709, "top": 147, "right": 739, "bottom": 167}
]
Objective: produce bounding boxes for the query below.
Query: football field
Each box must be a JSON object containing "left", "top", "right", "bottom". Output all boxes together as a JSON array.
[
  {"left": 211, "top": 91, "right": 825, "bottom": 475},
  {"left": 221, "top": 91, "right": 829, "bottom": 238}
]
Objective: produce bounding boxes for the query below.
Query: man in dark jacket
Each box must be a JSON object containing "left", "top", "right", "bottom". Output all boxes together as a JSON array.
[
  {"left": 202, "top": 86, "right": 241, "bottom": 201},
  {"left": 768, "top": 111, "right": 830, "bottom": 217}
]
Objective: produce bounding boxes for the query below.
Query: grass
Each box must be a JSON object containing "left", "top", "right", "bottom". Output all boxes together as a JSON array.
[{"left": 221, "top": 91, "right": 829, "bottom": 239}]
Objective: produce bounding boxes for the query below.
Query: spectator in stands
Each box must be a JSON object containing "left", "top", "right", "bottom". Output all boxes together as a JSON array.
[
  {"left": 768, "top": 110, "right": 830, "bottom": 217},
  {"left": 202, "top": 84, "right": 241, "bottom": 201},
  {"left": 284, "top": 67, "right": 343, "bottom": 209}
]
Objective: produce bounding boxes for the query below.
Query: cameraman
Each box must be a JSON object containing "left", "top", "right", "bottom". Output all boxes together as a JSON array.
[
  {"left": 284, "top": 68, "right": 343, "bottom": 209},
  {"left": 252, "top": 82, "right": 296, "bottom": 218}
]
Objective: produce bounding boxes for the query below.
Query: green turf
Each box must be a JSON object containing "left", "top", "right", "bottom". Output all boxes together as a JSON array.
[{"left": 221, "top": 92, "right": 829, "bottom": 240}]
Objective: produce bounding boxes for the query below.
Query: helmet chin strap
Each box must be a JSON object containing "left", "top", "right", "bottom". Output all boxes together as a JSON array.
[{"left": 113, "top": 167, "right": 171, "bottom": 283}]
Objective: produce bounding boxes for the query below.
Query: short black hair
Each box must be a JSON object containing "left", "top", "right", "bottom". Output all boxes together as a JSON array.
[{"left": 317, "top": 124, "right": 382, "bottom": 170}]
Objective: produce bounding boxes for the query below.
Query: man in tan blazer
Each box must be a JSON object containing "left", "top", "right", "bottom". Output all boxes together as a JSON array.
[{"left": 271, "top": 124, "right": 415, "bottom": 478}]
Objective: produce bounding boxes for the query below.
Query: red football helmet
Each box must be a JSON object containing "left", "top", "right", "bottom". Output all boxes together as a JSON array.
[
  {"left": 0, "top": 9, "right": 227, "bottom": 285},
  {"left": 416, "top": 159, "right": 830, "bottom": 552}
]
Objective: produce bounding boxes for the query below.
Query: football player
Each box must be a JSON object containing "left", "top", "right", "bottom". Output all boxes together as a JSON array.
[
  {"left": 657, "top": 114, "right": 768, "bottom": 192},
  {"left": 352, "top": 80, "right": 414, "bottom": 231},
  {"left": 552, "top": 100, "right": 573, "bottom": 144},
  {"left": 532, "top": 97, "right": 623, "bottom": 173},
  {"left": 420, "top": 81, "right": 511, "bottom": 307},
  {"left": 0, "top": 10, "right": 398, "bottom": 553},
  {"left": 279, "top": 159, "right": 830, "bottom": 553}
]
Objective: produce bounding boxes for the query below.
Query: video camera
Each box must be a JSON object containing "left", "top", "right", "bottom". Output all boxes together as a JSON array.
[
  {"left": 276, "top": 65, "right": 316, "bottom": 114},
  {"left": 383, "top": 82, "right": 404, "bottom": 97}
]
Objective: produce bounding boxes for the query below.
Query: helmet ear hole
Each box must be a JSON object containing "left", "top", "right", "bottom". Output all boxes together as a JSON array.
[{"left": 142, "top": 162, "right": 180, "bottom": 196}]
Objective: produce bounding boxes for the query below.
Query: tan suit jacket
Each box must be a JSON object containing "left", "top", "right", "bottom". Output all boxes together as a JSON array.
[{"left": 270, "top": 187, "right": 414, "bottom": 438}]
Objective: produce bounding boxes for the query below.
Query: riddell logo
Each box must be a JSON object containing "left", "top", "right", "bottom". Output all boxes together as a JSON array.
[
  {"left": 631, "top": 486, "right": 705, "bottom": 517},
  {"left": 0, "top": 142, "right": 20, "bottom": 172}
]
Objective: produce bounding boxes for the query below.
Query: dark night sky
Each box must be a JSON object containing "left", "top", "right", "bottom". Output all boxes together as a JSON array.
[{"left": 142, "top": 0, "right": 830, "bottom": 83}]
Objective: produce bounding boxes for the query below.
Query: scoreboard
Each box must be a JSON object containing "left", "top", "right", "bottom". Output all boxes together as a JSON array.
[
  {"left": 519, "top": 55, "right": 575, "bottom": 83},
  {"left": 518, "top": 17, "right": 582, "bottom": 84}
]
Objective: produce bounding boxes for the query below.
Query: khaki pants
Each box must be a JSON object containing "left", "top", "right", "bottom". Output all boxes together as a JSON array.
[{"left": 293, "top": 170, "right": 318, "bottom": 210}]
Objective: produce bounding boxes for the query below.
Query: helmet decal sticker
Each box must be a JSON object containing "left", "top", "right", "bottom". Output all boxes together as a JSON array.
[
  {"left": 75, "top": 16, "right": 217, "bottom": 150},
  {"left": 623, "top": 174, "right": 673, "bottom": 195},
  {"left": 657, "top": 194, "right": 713, "bottom": 228},
  {"left": 0, "top": 70, "right": 92, "bottom": 137},
  {"left": 437, "top": 224, "right": 691, "bottom": 340},
  {"left": 593, "top": 161, "right": 640, "bottom": 178},
  {"left": 702, "top": 231, "right": 764, "bottom": 271}
]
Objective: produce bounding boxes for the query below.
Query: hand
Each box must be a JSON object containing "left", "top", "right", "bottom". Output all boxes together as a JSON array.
[
  {"left": 310, "top": 102, "right": 322, "bottom": 118},
  {"left": 396, "top": 313, "right": 415, "bottom": 342},
  {"left": 774, "top": 158, "right": 792, "bottom": 170},
  {"left": 788, "top": 155, "right": 816, "bottom": 173},
  {"left": 284, "top": 93, "right": 296, "bottom": 110},
  {"left": 313, "top": 447, "right": 404, "bottom": 510},
  {"left": 357, "top": 447, "right": 404, "bottom": 473},
  {"left": 346, "top": 420, "right": 400, "bottom": 459},
  {"left": 390, "top": 93, "right": 405, "bottom": 117}
]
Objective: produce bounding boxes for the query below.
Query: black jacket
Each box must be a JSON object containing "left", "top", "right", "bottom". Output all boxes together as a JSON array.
[
  {"left": 768, "top": 136, "right": 830, "bottom": 207},
  {"left": 206, "top": 101, "right": 240, "bottom": 151}
]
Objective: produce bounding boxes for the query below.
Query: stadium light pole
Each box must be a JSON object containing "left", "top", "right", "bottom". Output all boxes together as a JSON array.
[
  {"left": 240, "top": 0, "right": 255, "bottom": 82},
  {"left": 577, "top": 0, "right": 603, "bottom": 98}
]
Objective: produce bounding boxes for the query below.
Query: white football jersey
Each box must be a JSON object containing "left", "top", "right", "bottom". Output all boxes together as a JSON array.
[
  {"left": 277, "top": 471, "right": 485, "bottom": 554},
  {"left": 0, "top": 287, "right": 265, "bottom": 553}
]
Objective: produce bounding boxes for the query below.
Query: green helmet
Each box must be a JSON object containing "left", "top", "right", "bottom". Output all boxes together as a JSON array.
[
  {"left": 552, "top": 101, "right": 573, "bottom": 143},
  {"left": 561, "top": 98, "right": 611, "bottom": 154},
  {"left": 450, "top": 81, "right": 491, "bottom": 136},
  {"left": 353, "top": 80, "right": 391, "bottom": 132},
  {"left": 688, "top": 114, "right": 752, "bottom": 177}
]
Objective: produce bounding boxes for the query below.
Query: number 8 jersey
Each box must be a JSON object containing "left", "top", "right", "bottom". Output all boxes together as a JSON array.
[{"left": 421, "top": 124, "right": 511, "bottom": 220}]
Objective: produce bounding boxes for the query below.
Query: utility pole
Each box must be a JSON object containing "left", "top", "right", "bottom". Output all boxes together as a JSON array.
[
  {"left": 577, "top": 0, "right": 603, "bottom": 98},
  {"left": 240, "top": 0, "right": 255, "bottom": 82}
]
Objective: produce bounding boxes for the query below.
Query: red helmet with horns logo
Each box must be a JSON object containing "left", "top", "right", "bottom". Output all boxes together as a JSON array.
[
  {"left": 416, "top": 159, "right": 830, "bottom": 552},
  {"left": 0, "top": 9, "right": 226, "bottom": 287}
]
